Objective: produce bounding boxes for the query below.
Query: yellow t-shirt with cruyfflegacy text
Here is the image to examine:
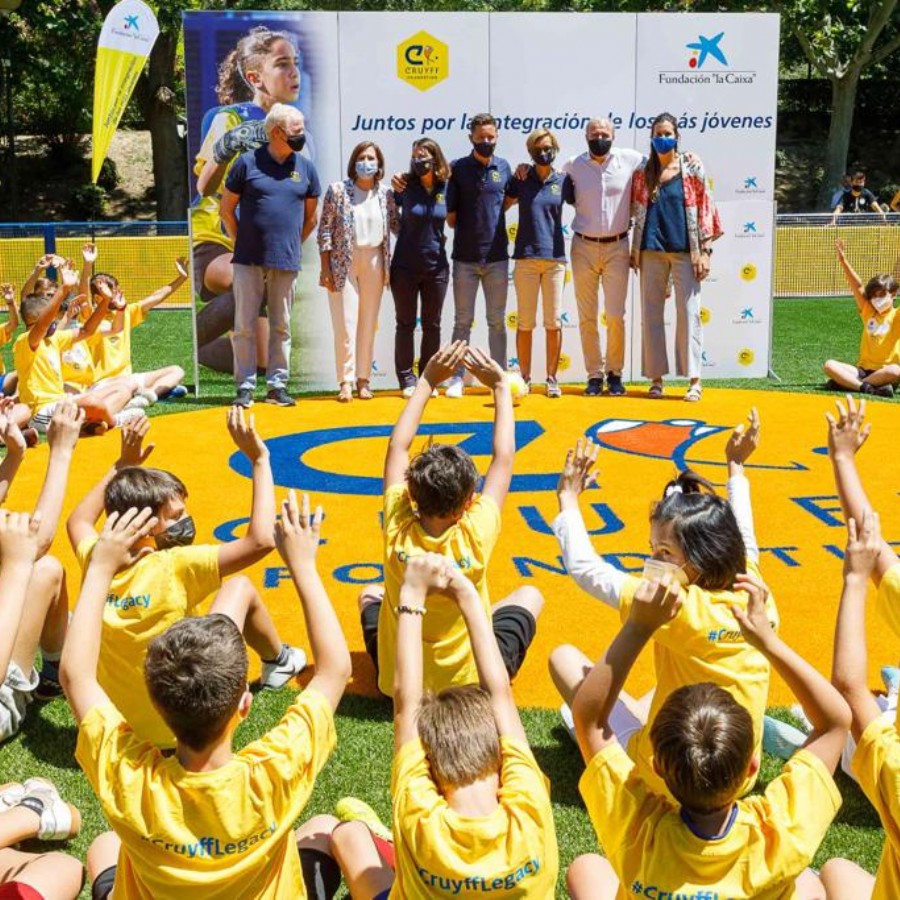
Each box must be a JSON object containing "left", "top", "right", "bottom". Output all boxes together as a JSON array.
[
  {"left": 852, "top": 715, "right": 900, "bottom": 900},
  {"left": 92, "top": 303, "right": 146, "bottom": 381},
  {"left": 76, "top": 687, "right": 336, "bottom": 900},
  {"left": 13, "top": 329, "right": 77, "bottom": 413},
  {"left": 379, "top": 483, "right": 501, "bottom": 697},
  {"left": 391, "top": 737, "right": 558, "bottom": 898},
  {"left": 858, "top": 303, "right": 900, "bottom": 370},
  {"left": 618, "top": 559, "right": 778, "bottom": 799},
  {"left": 76, "top": 536, "right": 220, "bottom": 748},
  {"left": 580, "top": 744, "right": 840, "bottom": 899}
]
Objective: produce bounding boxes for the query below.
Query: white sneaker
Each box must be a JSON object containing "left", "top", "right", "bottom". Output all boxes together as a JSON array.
[
  {"left": 113, "top": 408, "right": 147, "bottom": 428},
  {"left": 560, "top": 703, "right": 577, "bottom": 744},
  {"left": 138, "top": 388, "right": 159, "bottom": 405},
  {"left": 445, "top": 376, "right": 464, "bottom": 398},
  {"left": 401, "top": 385, "right": 416, "bottom": 399},
  {"left": 260, "top": 644, "right": 308, "bottom": 690},
  {"left": 124, "top": 395, "right": 150, "bottom": 410},
  {"left": 17, "top": 778, "right": 80, "bottom": 840}
]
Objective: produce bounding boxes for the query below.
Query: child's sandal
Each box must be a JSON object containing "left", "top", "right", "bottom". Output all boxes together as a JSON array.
[
  {"left": 356, "top": 379, "right": 374, "bottom": 400},
  {"left": 648, "top": 382, "right": 664, "bottom": 399}
]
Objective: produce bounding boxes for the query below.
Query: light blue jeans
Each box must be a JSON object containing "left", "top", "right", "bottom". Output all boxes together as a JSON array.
[
  {"left": 451, "top": 259, "right": 509, "bottom": 370},
  {"left": 232, "top": 263, "right": 297, "bottom": 391}
]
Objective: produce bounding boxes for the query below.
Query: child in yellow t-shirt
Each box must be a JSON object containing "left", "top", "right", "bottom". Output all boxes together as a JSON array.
[
  {"left": 88, "top": 259, "right": 189, "bottom": 405},
  {"left": 550, "top": 409, "right": 778, "bottom": 798},
  {"left": 568, "top": 570, "right": 849, "bottom": 900},
  {"left": 360, "top": 341, "right": 543, "bottom": 698},
  {"left": 61, "top": 491, "right": 351, "bottom": 900},
  {"left": 823, "top": 239, "right": 900, "bottom": 399},
  {"left": 65, "top": 410, "right": 306, "bottom": 748},
  {"left": 331, "top": 554, "right": 558, "bottom": 899}
]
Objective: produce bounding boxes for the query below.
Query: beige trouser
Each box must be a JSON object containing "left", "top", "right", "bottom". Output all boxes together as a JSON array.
[
  {"left": 570, "top": 234, "right": 630, "bottom": 378},
  {"left": 513, "top": 258, "right": 565, "bottom": 329},
  {"left": 639, "top": 250, "right": 702, "bottom": 380},
  {"left": 327, "top": 246, "right": 385, "bottom": 385}
]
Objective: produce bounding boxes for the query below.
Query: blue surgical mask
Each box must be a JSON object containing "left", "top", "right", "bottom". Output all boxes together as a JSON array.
[
  {"left": 355, "top": 159, "right": 378, "bottom": 178},
  {"left": 652, "top": 135, "right": 677, "bottom": 155},
  {"left": 154, "top": 515, "right": 196, "bottom": 550}
]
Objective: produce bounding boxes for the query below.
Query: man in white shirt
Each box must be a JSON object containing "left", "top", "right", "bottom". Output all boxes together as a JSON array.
[{"left": 563, "top": 118, "right": 643, "bottom": 397}]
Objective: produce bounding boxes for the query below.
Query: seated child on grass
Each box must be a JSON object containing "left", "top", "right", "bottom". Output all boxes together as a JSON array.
[
  {"left": 567, "top": 571, "right": 849, "bottom": 900},
  {"left": 360, "top": 341, "right": 543, "bottom": 698},
  {"left": 64, "top": 410, "right": 306, "bottom": 748},
  {"left": 549, "top": 410, "right": 777, "bottom": 799},
  {"left": 14, "top": 261, "right": 138, "bottom": 433},
  {"left": 823, "top": 239, "right": 900, "bottom": 398},
  {"left": 332, "top": 554, "right": 558, "bottom": 898},
  {"left": 60, "top": 490, "right": 351, "bottom": 900},
  {"left": 0, "top": 400, "right": 83, "bottom": 716},
  {"left": 0, "top": 282, "right": 22, "bottom": 399}
]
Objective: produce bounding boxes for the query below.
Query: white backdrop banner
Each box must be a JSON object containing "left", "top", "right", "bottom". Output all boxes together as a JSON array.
[{"left": 184, "top": 11, "right": 779, "bottom": 389}]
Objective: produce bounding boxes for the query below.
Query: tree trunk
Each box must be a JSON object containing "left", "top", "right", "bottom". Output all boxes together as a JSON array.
[
  {"left": 817, "top": 69, "right": 861, "bottom": 210},
  {"left": 141, "top": 30, "right": 188, "bottom": 222}
]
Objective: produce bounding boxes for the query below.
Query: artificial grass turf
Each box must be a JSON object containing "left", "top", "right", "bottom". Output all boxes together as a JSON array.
[{"left": 0, "top": 295, "right": 892, "bottom": 897}]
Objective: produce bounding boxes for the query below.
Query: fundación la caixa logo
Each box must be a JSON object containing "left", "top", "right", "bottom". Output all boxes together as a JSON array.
[
  {"left": 659, "top": 31, "right": 757, "bottom": 85},
  {"left": 397, "top": 31, "right": 449, "bottom": 92}
]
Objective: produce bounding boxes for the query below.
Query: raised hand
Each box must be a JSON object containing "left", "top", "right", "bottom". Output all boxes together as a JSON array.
[
  {"left": 47, "top": 399, "right": 85, "bottom": 453},
  {"left": 59, "top": 262, "right": 79, "bottom": 289},
  {"left": 843, "top": 508, "right": 881, "bottom": 582},
  {"left": 82, "top": 243, "right": 98, "bottom": 264},
  {"left": 227, "top": 406, "right": 267, "bottom": 462},
  {"left": 117, "top": 415, "right": 155, "bottom": 467},
  {"left": 275, "top": 490, "right": 323, "bottom": 566},
  {"left": 92, "top": 507, "right": 157, "bottom": 572},
  {"left": 212, "top": 119, "right": 267, "bottom": 165},
  {"left": 732, "top": 571, "right": 776, "bottom": 652},
  {"left": 421, "top": 340, "right": 468, "bottom": 389},
  {"left": 404, "top": 552, "right": 454, "bottom": 595},
  {"left": 725, "top": 407, "right": 760, "bottom": 466},
  {"left": 629, "top": 576, "right": 682, "bottom": 633},
  {"left": 557, "top": 438, "right": 599, "bottom": 501},
  {"left": 0, "top": 509, "right": 41, "bottom": 567},
  {"left": 826, "top": 395, "right": 870, "bottom": 460},
  {"left": 463, "top": 347, "right": 505, "bottom": 389},
  {"left": 0, "top": 283, "right": 14, "bottom": 307}
]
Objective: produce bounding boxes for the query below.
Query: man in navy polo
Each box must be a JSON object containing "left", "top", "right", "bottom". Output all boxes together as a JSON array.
[
  {"left": 444, "top": 113, "right": 512, "bottom": 397},
  {"left": 220, "top": 103, "right": 320, "bottom": 408}
]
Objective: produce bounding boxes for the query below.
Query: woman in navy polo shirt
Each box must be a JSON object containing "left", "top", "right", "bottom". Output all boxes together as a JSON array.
[
  {"left": 389, "top": 138, "right": 451, "bottom": 396},
  {"left": 506, "top": 128, "right": 566, "bottom": 398}
]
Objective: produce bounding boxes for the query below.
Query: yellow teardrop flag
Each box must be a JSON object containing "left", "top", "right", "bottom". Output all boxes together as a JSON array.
[{"left": 92, "top": 0, "right": 159, "bottom": 183}]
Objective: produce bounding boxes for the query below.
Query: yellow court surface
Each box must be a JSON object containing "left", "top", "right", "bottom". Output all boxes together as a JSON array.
[{"left": 11, "top": 387, "right": 900, "bottom": 709}]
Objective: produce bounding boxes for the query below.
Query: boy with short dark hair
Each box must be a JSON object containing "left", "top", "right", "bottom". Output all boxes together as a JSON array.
[
  {"left": 332, "top": 553, "right": 558, "bottom": 898},
  {"left": 567, "top": 573, "right": 850, "bottom": 899},
  {"left": 65, "top": 409, "right": 306, "bottom": 748},
  {"left": 360, "top": 340, "right": 543, "bottom": 698},
  {"left": 61, "top": 491, "right": 351, "bottom": 900}
]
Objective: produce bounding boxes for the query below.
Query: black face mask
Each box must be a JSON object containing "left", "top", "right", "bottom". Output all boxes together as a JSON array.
[
  {"left": 411, "top": 158, "right": 432, "bottom": 177},
  {"left": 286, "top": 133, "right": 306, "bottom": 152},
  {"left": 472, "top": 140, "right": 495, "bottom": 158},
  {"left": 851, "top": 185, "right": 863, "bottom": 194},
  {"left": 588, "top": 137, "right": 612, "bottom": 158},
  {"left": 530, "top": 148, "right": 557, "bottom": 166},
  {"left": 154, "top": 515, "right": 196, "bottom": 550}
]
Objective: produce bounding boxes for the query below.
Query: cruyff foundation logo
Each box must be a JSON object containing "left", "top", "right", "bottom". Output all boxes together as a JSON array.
[{"left": 397, "top": 31, "right": 449, "bottom": 92}]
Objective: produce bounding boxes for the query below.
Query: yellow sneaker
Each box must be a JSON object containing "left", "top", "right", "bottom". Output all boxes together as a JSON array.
[{"left": 334, "top": 796, "right": 392, "bottom": 842}]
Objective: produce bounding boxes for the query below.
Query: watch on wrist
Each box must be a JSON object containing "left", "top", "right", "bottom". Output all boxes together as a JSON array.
[{"left": 701, "top": 247, "right": 713, "bottom": 256}]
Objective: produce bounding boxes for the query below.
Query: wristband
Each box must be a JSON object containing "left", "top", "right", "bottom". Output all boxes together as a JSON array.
[{"left": 396, "top": 604, "right": 425, "bottom": 616}]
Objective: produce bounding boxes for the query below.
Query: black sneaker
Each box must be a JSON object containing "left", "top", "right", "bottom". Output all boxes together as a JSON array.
[
  {"left": 584, "top": 377, "right": 604, "bottom": 396},
  {"left": 606, "top": 373, "right": 626, "bottom": 396},
  {"left": 266, "top": 387, "right": 296, "bottom": 407},
  {"left": 35, "top": 661, "right": 63, "bottom": 701},
  {"left": 233, "top": 388, "right": 254, "bottom": 408},
  {"left": 860, "top": 380, "right": 894, "bottom": 399}
]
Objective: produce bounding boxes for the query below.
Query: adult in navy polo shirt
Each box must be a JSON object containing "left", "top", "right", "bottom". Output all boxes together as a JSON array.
[
  {"left": 444, "top": 113, "right": 512, "bottom": 397},
  {"left": 505, "top": 128, "right": 566, "bottom": 398},
  {"left": 220, "top": 103, "right": 320, "bottom": 408}
]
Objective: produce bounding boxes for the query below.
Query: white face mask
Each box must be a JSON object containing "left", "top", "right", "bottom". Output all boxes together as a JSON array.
[
  {"left": 872, "top": 295, "right": 893, "bottom": 314},
  {"left": 641, "top": 557, "right": 689, "bottom": 588}
]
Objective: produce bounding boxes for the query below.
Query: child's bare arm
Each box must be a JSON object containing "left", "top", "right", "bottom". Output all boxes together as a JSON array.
[
  {"left": 0, "top": 511, "right": 40, "bottom": 680},
  {"left": 79, "top": 243, "right": 97, "bottom": 301},
  {"left": 21, "top": 254, "right": 61, "bottom": 301},
  {"left": 76, "top": 282, "right": 112, "bottom": 342},
  {"left": 61, "top": 507, "right": 158, "bottom": 724},
  {"left": 465, "top": 348, "right": 515, "bottom": 508},
  {"left": 0, "top": 403, "right": 26, "bottom": 505},
  {"left": 832, "top": 510, "right": 885, "bottom": 741},
  {"left": 835, "top": 239, "right": 867, "bottom": 312},
  {"left": 29, "top": 264, "right": 75, "bottom": 349},
  {"left": 446, "top": 563, "right": 527, "bottom": 741},
  {"left": 67, "top": 418, "right": 155, "bottom": 551},
  {"left": 274, "top": 492, "right": 351, "bottom": 712},
  {"left": 734, "top": 571, "right": 850, "bottom": 772},
  {"left": 572, "top": 578, "right": 681, "bottom": 762},
  {"left": 217, "top": 408, "right": 276, "bottom": 577},
  {"left": 827, "top": 396, "right": 898, "bottom": 582},
  {"left": 725, "top": 408, "right": 761, "bottom": 563},
  {"left": 1, "top": 282, "right": 19, "bottom": 335},
  {"left": 137, "top": 258, "right": 189, "bottom": 314},
  {"left": 384, "top": 341, "right": 468, "bottom": 489},
  {"left": 394, "top": 563, "right": 427, "bottom": 752},
  {"left": 33, "top": 400, "right": 84, "bottom": 557}
]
